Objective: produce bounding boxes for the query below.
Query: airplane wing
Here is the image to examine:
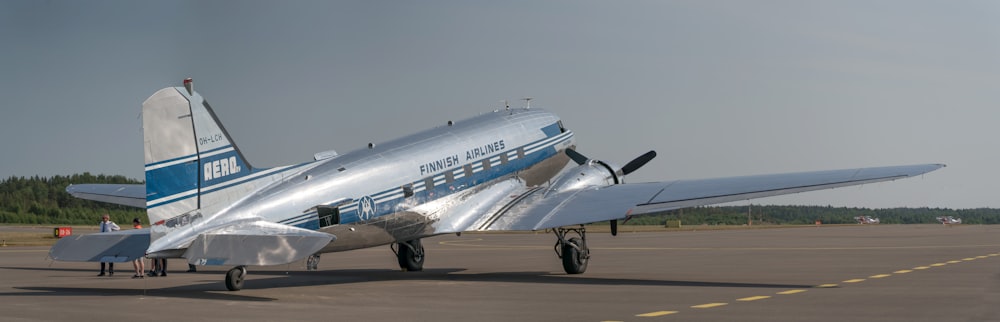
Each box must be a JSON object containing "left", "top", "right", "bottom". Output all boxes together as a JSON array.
[
  {"left": 49, "top": 221, "right": 334, "bottom": 267},
  {"left": 465, "top": 163, "right": 944, "bottom": 231},
  {"left": 181, "top": 220, "right": 336, "bottom": 266},
  {"left": 48, "top": 228, "right": 150, "bottom": 262},
  {"left": 66, "top": 184, "right": 146, "bottom": 208}
]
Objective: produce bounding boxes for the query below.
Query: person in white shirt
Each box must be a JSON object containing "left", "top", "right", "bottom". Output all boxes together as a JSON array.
[{"left": 97, "top": 214, "right": 120, "bottom": 276}]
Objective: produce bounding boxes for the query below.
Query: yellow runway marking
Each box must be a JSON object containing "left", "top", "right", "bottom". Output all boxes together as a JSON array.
[
  {"left": 990, "top": 254, "right": 999, "bottom": 257},
  {"left": 894, "top": 270, "right": 913, "bottom": 274},
  {"left": 635, "top": 311, "right": 677, "bottom": 317},
  {"left": 815, "top": 284, "right": 838, "bottom": 288},
  {"left": 869, "top": 274, "right": 891, "bottom": 279},
  {"left": 438, "top": 240, "right": 1000, "bottom": 251},
  {"left": 843, "top": 279, "right": 865, "bottom": 283},
  {"left": 930, "top": 263, "right": 946, "bottom": 267},
  {"left": 976, "top": 255, "right": 989, "bottom": 259},
  {"left": 963, "top": 258, "right": 977, "bottom": 261},
  {"left": 777, "top": 289, "right": 807, "bottom": 295},
  {"left": 737, "top": 296, "right": 771, "bottom": 302},
  {"left": 691, "top": 303, "right": 728, "bottom": 309},
  {"left": 914, "top": 266, "right": 930, "bottom": 270},
  {"left": 947, "top": 260, "right": 962, "bottom": 264}
]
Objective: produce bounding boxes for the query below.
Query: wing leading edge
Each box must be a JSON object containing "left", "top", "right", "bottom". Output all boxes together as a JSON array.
[
  {"left": 481, "top": 163, "right": 944, "bottom": 231},
  {"left": 66, "top": 184, "right": 146, "bottom": 208}
]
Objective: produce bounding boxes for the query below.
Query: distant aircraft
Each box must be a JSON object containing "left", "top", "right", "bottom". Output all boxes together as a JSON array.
[
  {"left": 51, "top": 79, "right": 944, "bottom": 291},
  {"left": 854, "top": 215, "right": 880, "bottom": 224},
  {"left": 936, "top": 216, "right": 961, "bottom": 225}
]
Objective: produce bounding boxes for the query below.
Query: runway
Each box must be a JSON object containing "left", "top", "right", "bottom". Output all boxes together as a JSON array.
[{"left": 2, "top": 224, "right": 999, "bottom": 321}]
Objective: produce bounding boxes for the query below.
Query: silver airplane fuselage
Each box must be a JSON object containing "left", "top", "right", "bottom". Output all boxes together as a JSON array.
[{"left": 182, "top": 108, "right": 574, "bottom": 253}]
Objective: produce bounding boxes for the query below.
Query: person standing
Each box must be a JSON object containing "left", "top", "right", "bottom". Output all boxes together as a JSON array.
[
  {"left": 148, "top": 257, "right": 167, "bottom": 277},
  {"left": 130, "top": 218, "right": 145, "bottom": 279},
  {"left": 97, "top": 214, "right": 120, "bottom": 276}
]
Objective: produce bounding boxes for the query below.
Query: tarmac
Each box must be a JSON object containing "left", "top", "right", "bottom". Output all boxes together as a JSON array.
[{"left": 2, "top": 224, "right": 999, "bottom": 321}]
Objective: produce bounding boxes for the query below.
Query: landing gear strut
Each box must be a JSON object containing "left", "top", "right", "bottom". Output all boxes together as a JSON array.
[
  {"left": 225, "top": 266, "right": 247, "bottom": 291},
  {"left": 392, "top": 239, "right": 425, "bottom": 271},
  {"left": 554, "top": 226, "right": 589, "bottom": 274}
]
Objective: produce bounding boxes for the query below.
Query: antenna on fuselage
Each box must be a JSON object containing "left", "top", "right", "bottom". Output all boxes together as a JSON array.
[{"left": 522, "top": 97, "right": 533, "bottom": 109}]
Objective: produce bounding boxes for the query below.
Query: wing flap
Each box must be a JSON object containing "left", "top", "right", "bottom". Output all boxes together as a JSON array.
[
  {"left": 183, "top": 221, "right": 336, "bottom": 266},
  {"left": 48, "top": 229, "right": 150, "bottom": 262},
  {"left": 485, "top": 164, "right": 944, "bottom": 231},
  {"left": 66, "top": 184, "right": 146, "bottom": 208}
]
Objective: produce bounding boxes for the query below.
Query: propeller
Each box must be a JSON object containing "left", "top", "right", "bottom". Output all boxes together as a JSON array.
[
  {"left": 563, "top": 148, "right": 656, "bottom": 237},
  {"left": 621, "top": 151, "right": 657, "bottom": 175},
  {"left": 564, "top": 148, "right": 657, "bottom": 175},
  {"left": 566, "top": 148, "right": 589, "bottom": 165}
]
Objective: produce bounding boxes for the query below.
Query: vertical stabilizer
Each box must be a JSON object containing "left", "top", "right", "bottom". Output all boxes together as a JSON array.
[{"left": 142, "top": 84, "right": 256, "bottom": 240}]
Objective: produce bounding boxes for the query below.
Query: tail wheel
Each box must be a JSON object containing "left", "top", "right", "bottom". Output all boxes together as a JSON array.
[
  {"left": 561, "top": 237, "right": 589, "bottom": 274},
  {"left": 225, "top": 266, "right": 247, "bottom": 291},
  {"left": 396, "top": 239, "right": 425, "bottom": 271}
]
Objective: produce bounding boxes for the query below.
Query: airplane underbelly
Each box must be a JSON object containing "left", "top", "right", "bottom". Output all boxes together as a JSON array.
[{"left": 316, "top": 211, "right": 439, "bottom": 252}]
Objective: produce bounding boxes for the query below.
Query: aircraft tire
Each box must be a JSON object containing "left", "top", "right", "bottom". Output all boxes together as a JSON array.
[
  {"left": 561, "top": 237, "right": 588, "bottom": 274},
  {"left": 225, "top": 266, "right": 246, "bottom": 291},
  {"left": 397, "top": 239, "right": 424, "bottom": 271}
]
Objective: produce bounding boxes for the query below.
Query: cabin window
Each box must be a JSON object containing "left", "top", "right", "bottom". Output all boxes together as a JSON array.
[
  {"left": 464, "top": 164, "right": 473, "bottom": 177},
  {"left": 445, "top": 171, "right": 454, "bottom": 183},
  {"left": 402, "top": 184, "right": 414, "bottom": 198},
  {"left": 517, "top": 148, "right": 525, "bottom": 159},
  {"left": 482, "top": 159, "right": 491, "bottom": 171},
  {"left": 425, "top": 177, "right": 435, "bottom": 190},
  {"left": 500, "top": 153, "right": 509, "bottom": 165}
]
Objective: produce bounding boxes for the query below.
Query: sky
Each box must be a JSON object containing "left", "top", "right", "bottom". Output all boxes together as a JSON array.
[{"left": 1, "top": 1, "right": 997, "bottom": 209}]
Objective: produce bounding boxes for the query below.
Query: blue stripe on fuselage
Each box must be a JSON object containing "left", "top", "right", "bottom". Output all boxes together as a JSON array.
[
  {"left": 280, "top": 130, "right": 574, "bottom": 229},
  {"left": 146, "top": 162, "right": 313, "bottom": 209}
]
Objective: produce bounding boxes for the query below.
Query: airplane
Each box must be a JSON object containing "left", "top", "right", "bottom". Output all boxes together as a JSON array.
[
  {"left": 50, "top": 79, "right": 944, "bottom": 291},
  {"left": 936, "top": 216, "right": 961, "bottom": 225},
  {"left": 854, "top": 215, "right": 880, "bottom": 224}
]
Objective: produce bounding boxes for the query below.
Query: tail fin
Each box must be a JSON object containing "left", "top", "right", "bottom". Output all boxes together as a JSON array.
[{"left": 142, "top": 83, "right": 256, "bottom": 228}]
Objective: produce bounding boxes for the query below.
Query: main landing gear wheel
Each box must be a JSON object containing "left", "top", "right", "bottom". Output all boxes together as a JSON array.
[
  {"left": 393, "top": 239, "right": 425, "bottom": 271},
  {"left": 225, "top": 266, "right": 247, "bottom": 291},
  {"left": 554, "top": 226, "right": 590, "bottom": 274}
]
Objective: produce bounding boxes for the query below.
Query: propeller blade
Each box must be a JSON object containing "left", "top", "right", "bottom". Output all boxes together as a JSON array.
[
  {"left": 621, "top": 150, "right": 657, "bottom": 175},
  {"left": 565, "top": 148, "right": 589, "bottom": 165}
]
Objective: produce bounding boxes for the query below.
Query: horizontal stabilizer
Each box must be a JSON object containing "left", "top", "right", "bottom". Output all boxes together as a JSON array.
[
  {"left": 184, "top": 221, "right": 336, "bottom": 266},
  {"left": 66, "top": 184, "right": 146, "bottom": 208},
  {"left": 49, "top": 229, "right": 150, "bottom": 262}
]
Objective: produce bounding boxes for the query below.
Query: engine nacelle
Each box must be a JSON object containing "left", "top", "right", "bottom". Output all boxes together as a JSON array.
[{"left": 547, "top": 160, "right": 623, "bottom": 194}]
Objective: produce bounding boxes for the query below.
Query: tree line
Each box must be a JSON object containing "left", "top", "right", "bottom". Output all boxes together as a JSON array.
[
  {"left": 1, "top": 174, "right": 997, "bottom": 226},
  {"left": 0, "top": 174, "right": 145, "bottom": 225},
  {"left": 625, "top": 205, "right": 1000, "bottom": 226}
]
